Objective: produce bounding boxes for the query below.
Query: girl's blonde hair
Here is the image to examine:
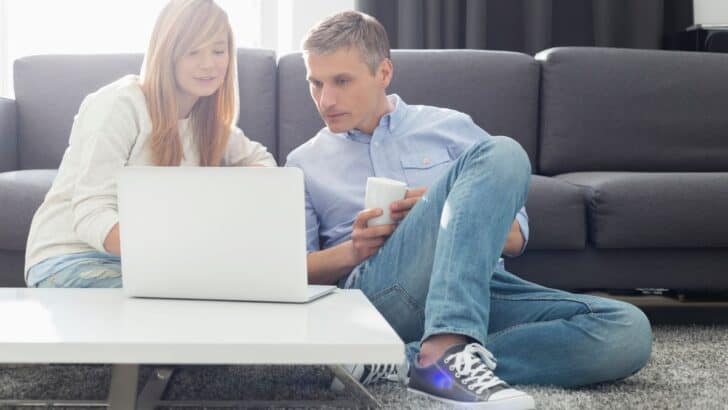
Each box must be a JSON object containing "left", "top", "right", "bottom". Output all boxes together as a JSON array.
[{"left": 140, "top": 0, "right": 238, "bottom": 166}]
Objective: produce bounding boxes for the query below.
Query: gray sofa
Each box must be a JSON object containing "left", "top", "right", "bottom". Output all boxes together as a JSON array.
[{"left": 1, "top": 47, "right": 727, "bottom": 292}]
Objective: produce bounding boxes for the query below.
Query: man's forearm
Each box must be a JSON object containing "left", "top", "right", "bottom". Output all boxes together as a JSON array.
[{"left": 307, "top": 240, "right": 358, "bottom": 285}]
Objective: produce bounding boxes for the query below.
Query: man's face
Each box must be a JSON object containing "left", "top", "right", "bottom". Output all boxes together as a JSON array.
[{"left": 304, "top": 47, "right": 391, "bottom": 134}]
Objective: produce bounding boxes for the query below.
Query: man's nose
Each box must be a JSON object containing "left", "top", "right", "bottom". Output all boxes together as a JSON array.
[{"left": 319, "top": 84, "right": 336, "bottom": 110}]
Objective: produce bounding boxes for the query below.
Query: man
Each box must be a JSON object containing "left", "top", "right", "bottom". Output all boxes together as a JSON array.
[{"left": 286, "top": 11, "right": 652, "bottom": 408}]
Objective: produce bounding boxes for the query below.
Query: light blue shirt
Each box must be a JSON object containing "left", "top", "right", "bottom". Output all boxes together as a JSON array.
[{"left": 285, "top": 95, "right": 529, "bottom": 264}]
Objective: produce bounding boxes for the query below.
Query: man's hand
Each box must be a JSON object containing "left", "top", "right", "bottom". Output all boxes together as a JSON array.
[
  {"left": 349, "top": 208, "right": 397, "bottom": 265},
  {"left": 307, "top": 207, "right": 400, "bottom": 285},
  {"left": 390, "top": 187, "right": 427, "bottom": 222}
]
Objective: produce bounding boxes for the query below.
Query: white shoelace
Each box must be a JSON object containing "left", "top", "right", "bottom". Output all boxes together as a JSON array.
[
  {"left": 444, "top": 343, "right": 506, "bottom": 395},
  {"left": 362, "top": 363, "right": 399, "bottom": 385}
]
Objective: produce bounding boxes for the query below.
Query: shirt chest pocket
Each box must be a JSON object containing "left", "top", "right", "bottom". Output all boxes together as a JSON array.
[{"left": 400, "top": 149, "right": 454, "bottom": 187}]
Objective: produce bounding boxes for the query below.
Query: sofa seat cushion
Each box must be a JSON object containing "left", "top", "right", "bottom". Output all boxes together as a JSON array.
[
  {"left": 523, "top": 175, "right": 586, "bottom": 250},
  {"left": 0, "top": 170, "right": 56, "bottom": 250},
  {"left": 557, "top": 172, "right": 728, "bottom": 248}
]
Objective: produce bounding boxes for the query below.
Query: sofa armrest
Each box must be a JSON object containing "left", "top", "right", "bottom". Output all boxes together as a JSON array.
[{"left": 0, "top": 97, "right": 18, "bottom": 172}]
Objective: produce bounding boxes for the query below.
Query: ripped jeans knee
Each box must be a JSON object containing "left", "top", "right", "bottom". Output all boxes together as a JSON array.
[
  {"left": 78, "top": 269, "right": 122, "bottom": 280},
  {"left": 35, "top": 258, "right": 123, "bottom": 289}
]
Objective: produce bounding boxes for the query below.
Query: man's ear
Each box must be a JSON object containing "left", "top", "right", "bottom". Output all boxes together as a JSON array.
[{"left": 378, "top": 58, "right": 394, "bottom": 88}]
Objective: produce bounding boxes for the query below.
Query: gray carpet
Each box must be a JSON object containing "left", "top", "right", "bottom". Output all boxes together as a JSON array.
[{"left": 2, "top": 324, "right": 727, "bottom": 409}]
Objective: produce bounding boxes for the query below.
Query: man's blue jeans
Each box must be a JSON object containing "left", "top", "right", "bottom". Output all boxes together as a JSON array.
[{"left": 345, "top": 136, "right": 652, "bottom": 387}]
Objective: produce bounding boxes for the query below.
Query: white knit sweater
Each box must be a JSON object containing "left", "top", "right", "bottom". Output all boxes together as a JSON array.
[{"left": 25, "top": 75, "right": 276, "bottom": 278}]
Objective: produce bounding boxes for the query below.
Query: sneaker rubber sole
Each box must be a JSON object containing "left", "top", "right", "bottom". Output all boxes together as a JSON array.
[{"left": 407, "top": 386, "right": 535, "bottom": 409}]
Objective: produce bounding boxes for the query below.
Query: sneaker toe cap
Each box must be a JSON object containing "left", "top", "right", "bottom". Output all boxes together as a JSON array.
[{"left": 489, "top": 388, "right": 535, "bottom": 408}]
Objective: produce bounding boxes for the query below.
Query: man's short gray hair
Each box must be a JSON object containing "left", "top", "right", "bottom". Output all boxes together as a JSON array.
[{"left": 302, "top": 11, "right": 391, "bottom": 74}]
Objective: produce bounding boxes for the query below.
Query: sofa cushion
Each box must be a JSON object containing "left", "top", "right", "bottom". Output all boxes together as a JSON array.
[
  {"left": 525, "top": 175, "right": 586, "bottom": 250},
  {"left": 278, "top": 50, "right": 540, "bottom": 170},
  {"left": 537, "top": 47, "right": 728, "bottom": 175},
  {"left": 0, "top": 250, "right": 26, "bottom": 287},
  {"left": 0, "top": 170, "right": 56, "bottom": 250},
  {"left": 13, "top": 49, "right": 278, "bottom": 169},
  {"left": 0, "top": 97, "right": 17, "bottom": 172},
  {"left": 233, "top": 48, "right": 278, "bottom": 162},
  {"left": 14, "top": 54, "right": 142, "bottom": 170},
  {"left": 557, "top": 172, "right": 728, "bottom": 248}
]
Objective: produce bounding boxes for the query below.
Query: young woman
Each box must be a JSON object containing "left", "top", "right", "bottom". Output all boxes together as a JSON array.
[{"left": 24, "top": 0, "right": 276, "bottom": 288}]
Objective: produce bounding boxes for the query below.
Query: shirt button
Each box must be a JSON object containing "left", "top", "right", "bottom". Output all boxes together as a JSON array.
[{"left": 423, "top": 157, "right": 431, "bottom": 166}]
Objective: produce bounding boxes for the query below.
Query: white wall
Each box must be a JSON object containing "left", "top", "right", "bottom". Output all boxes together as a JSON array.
[
  {"left": 0, "top": 0, "right": 355, "bottom": 98},
  {"left": 0, "top": 0, "right": 8, "bottom": 98},
  {"left": 274, "top": 0, "right": 355, "bottom": 55}
]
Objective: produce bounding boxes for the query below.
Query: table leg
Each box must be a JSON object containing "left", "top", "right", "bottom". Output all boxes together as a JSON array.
[
  {"left": 328, "top": 364, "right": 383, "bottom": 408},
  {"left": 107, "top": 364, "right": 139, "bottom": 410},
  {"left": 0, "top": 364, "right": 381, "bottom": 408},
  {"left": 137, "top": 367, "right": 175, "bottom": 410}
]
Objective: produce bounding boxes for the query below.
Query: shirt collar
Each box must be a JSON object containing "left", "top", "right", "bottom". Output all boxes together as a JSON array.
[
  {"left": 385, "top": 94, "right": 406, "bottom": 132},
  {"left": 345, "top": 94, "right": 407, "bottom": 142}
]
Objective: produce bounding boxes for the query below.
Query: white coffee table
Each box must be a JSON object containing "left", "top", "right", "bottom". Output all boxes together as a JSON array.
[{"left": 0, "top": 288, "right": 404, "bottom": 409}]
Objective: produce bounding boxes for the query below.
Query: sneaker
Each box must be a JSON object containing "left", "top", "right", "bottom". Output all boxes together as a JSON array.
[
  {"left": 407, "top": 343, "right": 535, "bottom": 409},
  {"left": 330, "top": 363, "right": 402, "bottom": 391}
]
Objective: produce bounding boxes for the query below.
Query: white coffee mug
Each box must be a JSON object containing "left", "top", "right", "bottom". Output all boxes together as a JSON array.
[{"left": 365, "top": 177, "right": 408, "bottom": 226}]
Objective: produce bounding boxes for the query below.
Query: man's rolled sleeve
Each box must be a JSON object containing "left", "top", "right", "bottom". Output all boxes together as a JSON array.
[
  {"left": 286, "top": 158, "right": 321, "bottom": 253},
  {"left": 304, "top": 187, "right": 322, "bottom": 253}
]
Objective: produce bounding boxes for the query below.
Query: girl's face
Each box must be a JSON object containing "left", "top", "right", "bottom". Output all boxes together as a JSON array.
[{"left": 174, "top": 31, "right": 230, "bottom": 104}]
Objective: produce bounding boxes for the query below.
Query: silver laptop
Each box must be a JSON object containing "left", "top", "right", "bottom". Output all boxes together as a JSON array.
[{"left": 117, "top": 166, "right": 335, "bottom": 303}]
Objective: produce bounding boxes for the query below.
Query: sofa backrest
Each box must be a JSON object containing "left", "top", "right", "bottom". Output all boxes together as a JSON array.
[
  {"left": 537, "top": 47, "right": 728, "bottom": 175},
  {"left": 277, "top": 49, "right": 540, "bottom": 170},
  {"left": 13, "top": 49, "right": 277, "bottom": 169}
]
